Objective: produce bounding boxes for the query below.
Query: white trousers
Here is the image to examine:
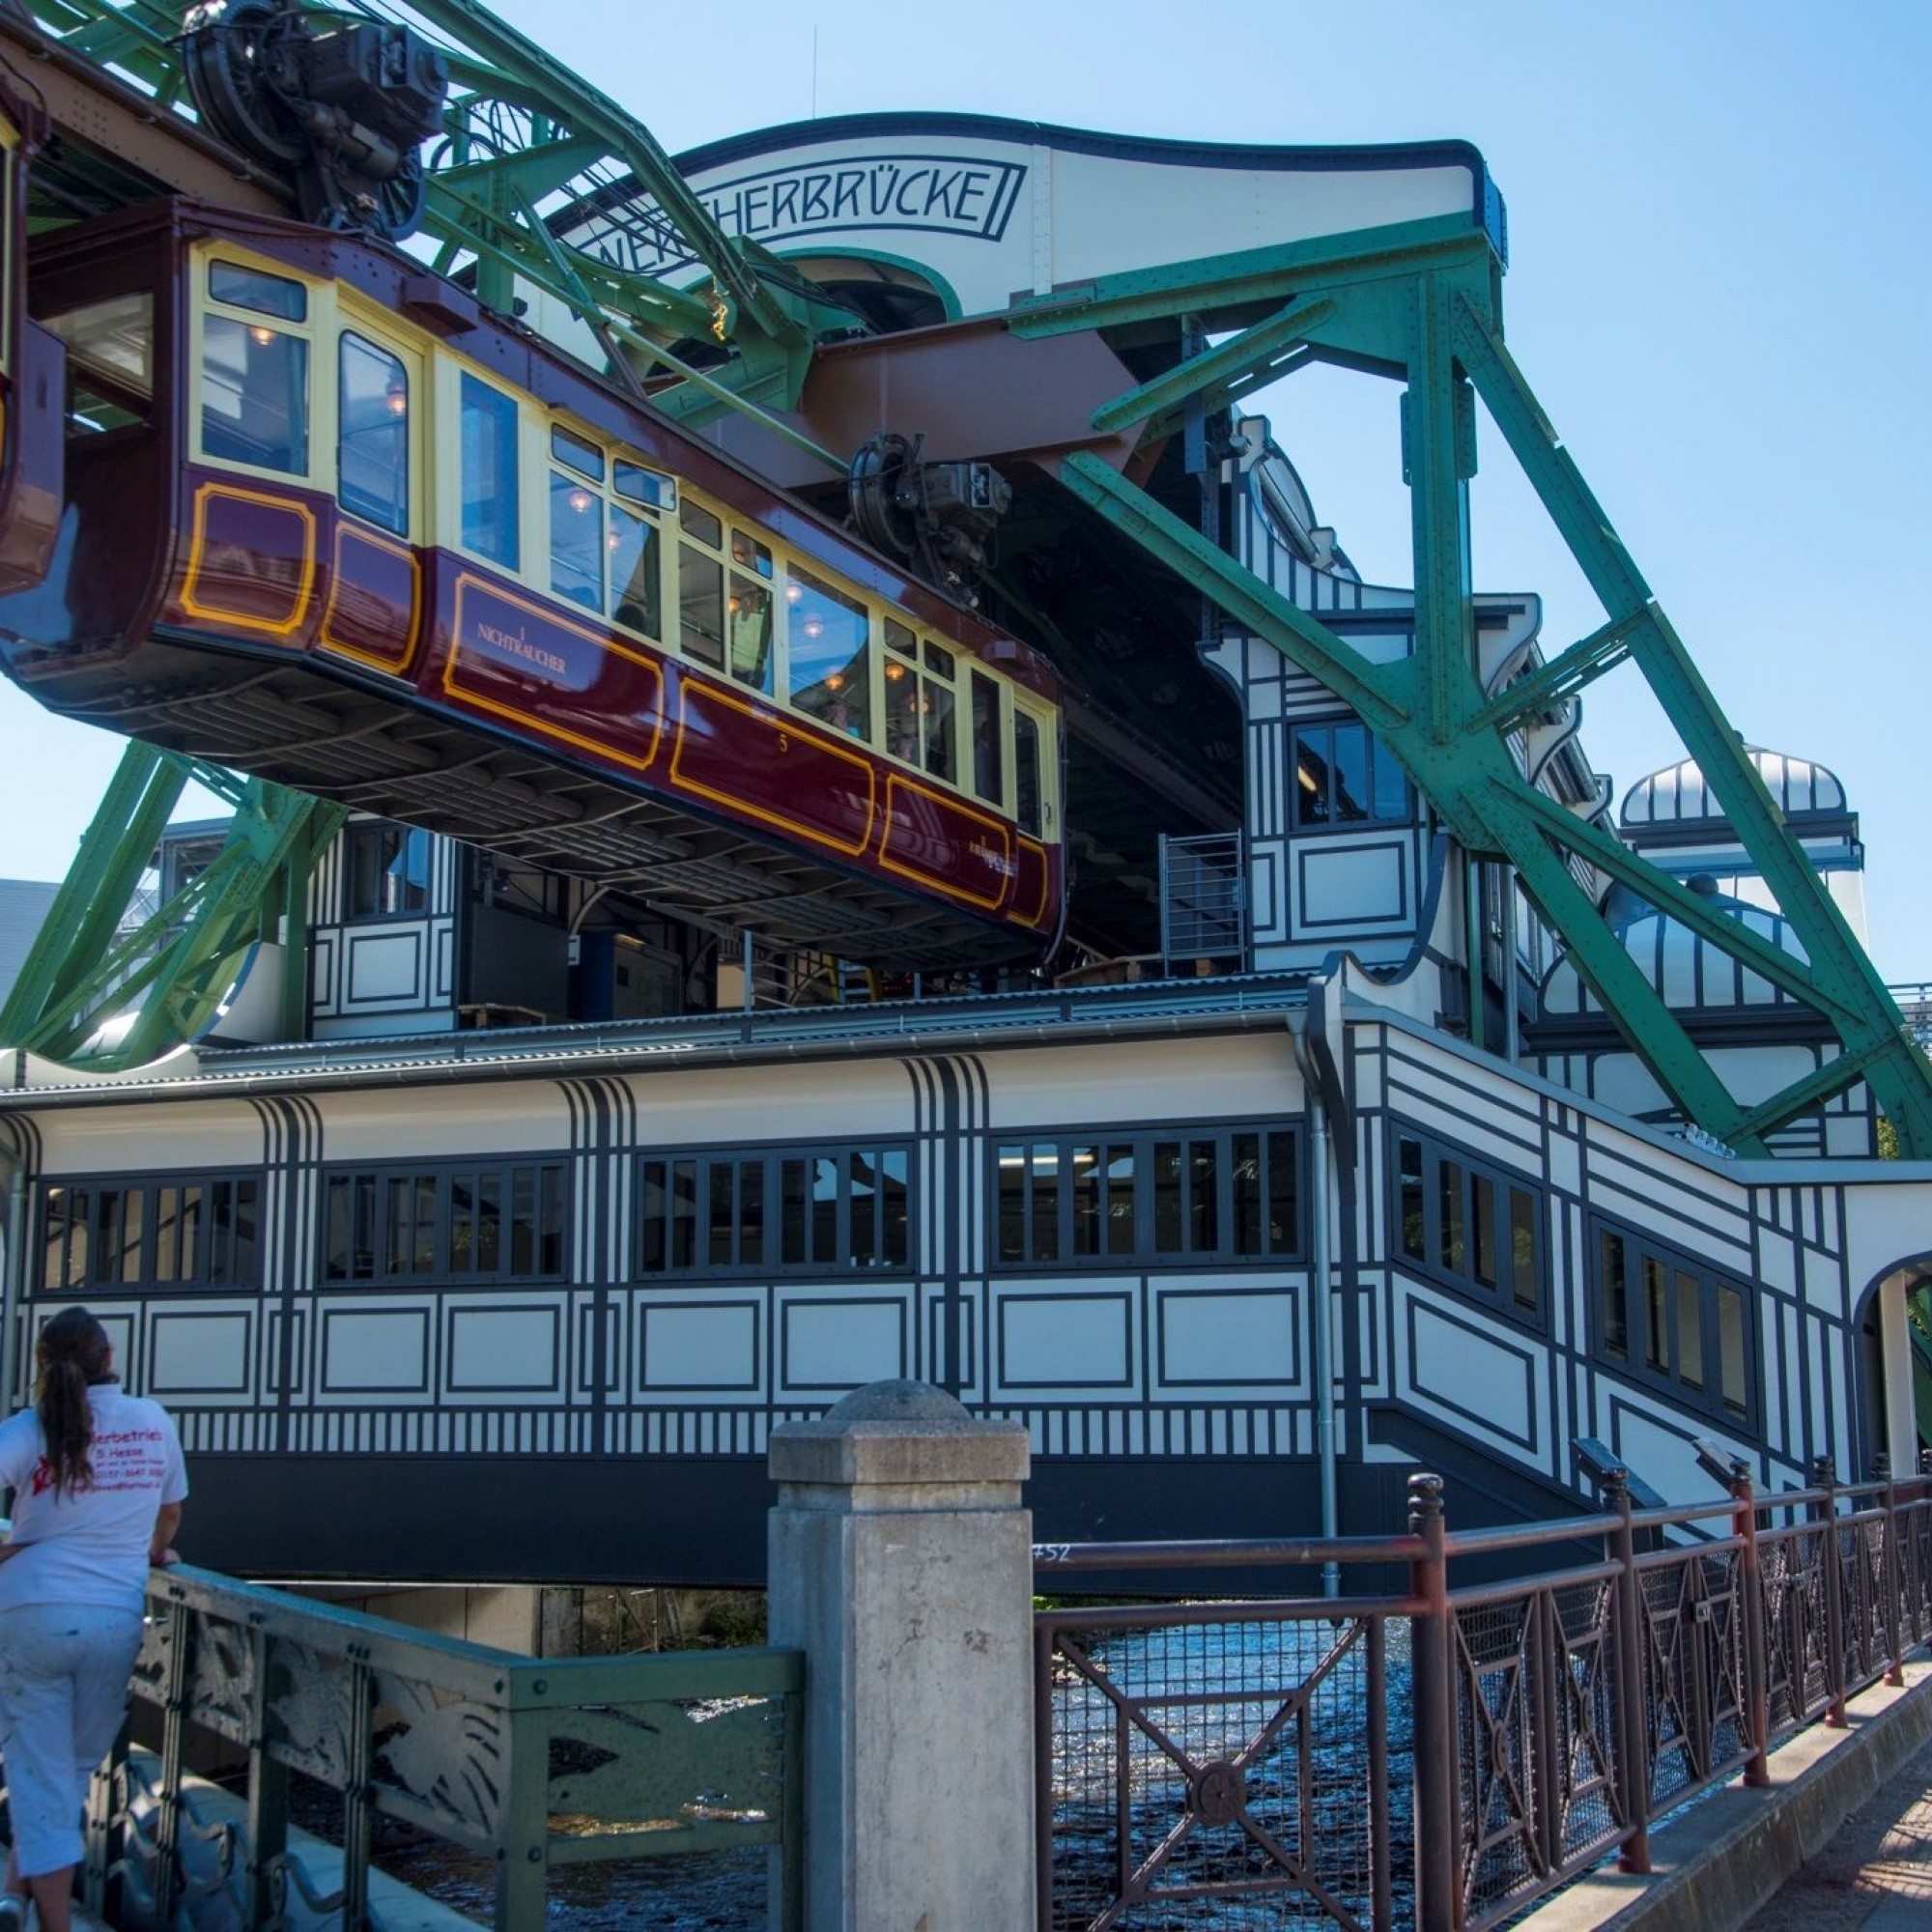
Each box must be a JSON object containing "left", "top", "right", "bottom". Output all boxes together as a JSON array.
[{"left": 0, "top": 1604, "right": 143, "bottom": 1879}]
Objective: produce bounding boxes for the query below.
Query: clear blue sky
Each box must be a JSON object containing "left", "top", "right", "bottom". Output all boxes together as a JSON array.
[{"left": 4, "top": 0, "right": 1927, "bottom": 973}]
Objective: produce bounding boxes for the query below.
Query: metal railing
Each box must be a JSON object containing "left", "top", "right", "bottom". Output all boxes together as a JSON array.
[
  {"left": 1034, "top": 1455, "right": 1932, "bottom": 1931},
  {"left": 1886, "top": 981, "right": 1932, "bottom": 1053},
  {"left": 72, "top": 1565, "right": 804, "bottom": 1930},
  {"left": 1158, "top": 833, "right": 1247, "bottom": 974}
]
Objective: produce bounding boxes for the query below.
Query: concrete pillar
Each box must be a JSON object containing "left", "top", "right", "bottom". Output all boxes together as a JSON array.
[{"left": 768, "top": 1379, "right": 1035, "bottom": 1932}]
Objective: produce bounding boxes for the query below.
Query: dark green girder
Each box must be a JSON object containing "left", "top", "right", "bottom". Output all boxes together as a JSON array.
[
  {"left": 1015, "top": 214, "right": 1932, "bottom": 1158},
  {"left": 0, "top": 747, "right": 344, "bottom": 1071}
]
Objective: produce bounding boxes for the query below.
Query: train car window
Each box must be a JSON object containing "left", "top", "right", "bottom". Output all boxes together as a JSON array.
[
  {"left": 921, "top": 641, "right": 956, "bottom": 783},
  {"left": 614, "top": 460, "right": 676, "bottom": 511},
  {"left": 970, "top": 670, "right": 1003, "bottom": 805},
  {"left": 1014, "top": 711, "right": 1043, "bottom": 837},
  {"left": 678, "top": 497, "right": 725, "bottom": 668},
  {"left": 787, "top": 565, "right": 871, "bottom": 738},
  {"left": 551, "top": 425, "right": 603, "bottom": 481},
  {"left": 883, "top": 619, "right": 919, "bottom": 760},
  {"left": 550, "top": 468, "right": 604, "bottom": 611},
  {"left": 727, "top": 528, "right": 774, "bottom": 694},
  {"left": 46, "top": 295, "right": 154, "bottom": 434},
  {"left": 609, "top": 501, "right": 662, "bottom": 639},
  {"left": 459, "top": 373, "right": 519, "bottom": 569},
  {"left": 201, "top": 314, "right": 309, "bottom": 475},
  {"left": 208, "top": 261, "right": 307, "bottom": 323},
  {"left": 337, "top": 333, "right": 410, "bottom": 536}
]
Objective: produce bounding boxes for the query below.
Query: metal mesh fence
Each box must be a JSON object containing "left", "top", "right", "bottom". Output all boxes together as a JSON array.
[
  {"left": 1040, "top": 1609, "right": 1408, "bottom": 1931},
  {"left": 1452, "top": 1578, "right": 1625, "bottom": 1924}
]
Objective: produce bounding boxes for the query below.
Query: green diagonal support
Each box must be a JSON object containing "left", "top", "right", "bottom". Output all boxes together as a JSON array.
[
  {"left": 1037, "top": 210, "right": 1932, "bottom": 1157},
  {"left": 1449, "top": 298, "right": 1932, "bottom": 1153},
  {"left": 1465, "top": 610, "right": 1647, "bottom": 737},
  {"left": 1056, "top": 448, "right": 1772, "bottom": 1153},
  {"left": 1091, "top": 298, "right": 1336, "bottom": 434},
  {"left": 0, "top": 744, "right": 345, "bottom": 1071}
]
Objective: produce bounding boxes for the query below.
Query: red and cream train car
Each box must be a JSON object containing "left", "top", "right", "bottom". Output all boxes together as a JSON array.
[{"left": 0, "top": 197, "right": 1065, "bottom": 967}]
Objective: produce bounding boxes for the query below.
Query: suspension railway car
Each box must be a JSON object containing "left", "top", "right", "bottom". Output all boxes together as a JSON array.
[
  {"left": 0, "top": 197, "right": 1065, "bottom": 966},
  {"left": 0, "top": 70, "right": 58, "bottom": 602}
]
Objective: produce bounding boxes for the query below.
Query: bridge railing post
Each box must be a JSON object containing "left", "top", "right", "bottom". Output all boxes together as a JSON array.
[
  {"left": 767, "top": 1379, "right": 1034, "bottom": 1932},
  {"left": 1812, "top": 1455, "right": 1848, "bottom": 1726},
  {"left": 1875, "top": 1454, "right": 1905, "bottom": 1688},
  {"left": 1599, "top": 1468, "right": 1652, "bottom": 1871},
  {"left": 1408, "top": 1472, "right": 1460, "bottom": 1932},
  {"left": 1723, "top": 1459, "right": 1771, "bottom": 1787}
]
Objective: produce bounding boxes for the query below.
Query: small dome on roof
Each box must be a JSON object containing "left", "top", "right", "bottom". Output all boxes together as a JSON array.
[
  {"left": 1540, "top": 890, "right": 1807, "bottom": 1018},
  {"left": 1621, "top": 748, "right": 1847, "bottom": 831}
]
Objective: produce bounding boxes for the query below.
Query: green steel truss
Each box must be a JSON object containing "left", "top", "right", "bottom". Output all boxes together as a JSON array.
[
  {"left": 8, "top": 0, "right": 853, "bottom": 438},
  {"left": 0, "top": 745, "right": 344, "bottom": 1071},
  {"left": 1014, "top": 213, "right": 1932, "bottom": 1157}
]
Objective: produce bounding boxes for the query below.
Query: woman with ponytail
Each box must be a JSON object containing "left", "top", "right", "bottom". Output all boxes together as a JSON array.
[{"left": 0, "top": 1307, "right": 186, "bottom": 1932}]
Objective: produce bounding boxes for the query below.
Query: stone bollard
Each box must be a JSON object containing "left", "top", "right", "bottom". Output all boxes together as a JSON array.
[{"left": 768, "top": 1378, "right": 1034, "bottom": 1931}]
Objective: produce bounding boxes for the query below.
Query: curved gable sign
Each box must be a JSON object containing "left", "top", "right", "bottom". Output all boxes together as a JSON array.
[{"left": 557, "top": 114, "right": 1505, "bottom": 321}]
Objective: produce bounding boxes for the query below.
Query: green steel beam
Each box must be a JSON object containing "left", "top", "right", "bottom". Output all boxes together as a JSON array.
[
  {"left": 0, "top": 745, "right": 344, "bottom": 1071},
  {"left": 1090, "top": 298, "right": 1336, "bottom": 434},
  {"left": 396, "top": 0, "right": 801, "bottom": 349},
  {"left": 1056, "top": 451, "right": 1412, "bottom": 736},
  {"left": 1449, "top": 299, "right": 1932, "bottom": 1154},
  {"left": 1727, "top": 1039, "right": 1899, "bottom": 1149},
  {"left": 1009, "top": 215, "right": 1491, "bottom": 343},
  {"left": 1056, "top": 448, "right": 1772, "bottom": 1152},
  {"left": 1465, "top": 609, "right": 1646, "bottom": 738},
  {"left": 0, "top": 745, "right": 185, "bottom": 1043},
  {"left": 1476, "top": 786, "right": 1758, "bottom": 1148},
  {"left": 1500, "top": 782, "right": 1864, "bottom": 1026}
]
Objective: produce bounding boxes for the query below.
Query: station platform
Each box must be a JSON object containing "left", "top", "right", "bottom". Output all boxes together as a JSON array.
[{"left": 1522, "top": 1656, "right": 1932, "bottom": 1931}]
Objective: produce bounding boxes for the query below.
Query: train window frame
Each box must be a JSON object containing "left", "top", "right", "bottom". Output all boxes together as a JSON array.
[
  {"left": 671, "top": 491, "right": 779, "bottom": 693},
  {"left": 882, "top": 619, "right": 963, "bottom": 782},
  {"left": 46, "top": 292, "right": 156, "bottom": 437},
  {"left": 970, "top": 668, "right": 1005, "bottom": 807},
  {"left": 529, "top": 413, "right": 675, "bottom": 642},
  {"left": 1012, "top": 696, "right": 1056, "bottom": 837},
  {"left": 0, "top": 133, "right": 14, "bottom": 381},
  {"left": 786, "top": 562, "right": 872, "bottom": 739},
  {"left": 195, "top": 253, "right": 315, "bottom": 482},
  {"left": 336, "top": 327, "right": 416, "bottom": 539},
  {"left": 453, "top": 365, "right": 524, "bottom": 573}
]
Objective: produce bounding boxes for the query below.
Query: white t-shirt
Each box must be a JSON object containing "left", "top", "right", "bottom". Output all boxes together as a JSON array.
[{"left": 0, "top": 1385, "right": 188, "bottom": 1615}]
